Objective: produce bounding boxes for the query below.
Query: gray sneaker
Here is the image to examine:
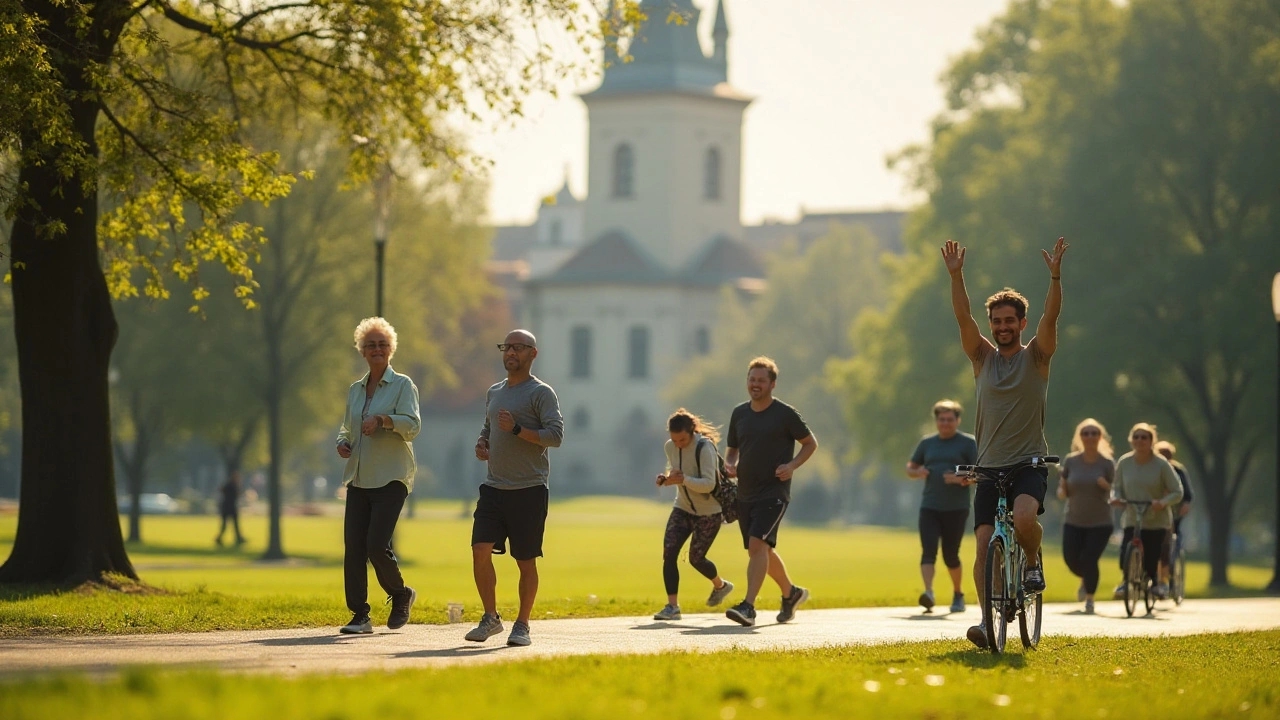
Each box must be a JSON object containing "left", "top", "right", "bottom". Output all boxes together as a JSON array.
[
  {"left": 966, "top": 624, "right": 988, "bottom": 649},
  {"left": 949, "top": 592, "right": 965, "bottom": 613},
  {"left": 707, "top": 580, "right": 735, "bottom": 607},
  {"left": 919, "top": 589, "right": 936, "bottom": 611},
  {"left": 464, "top": 612, "right": 504, "bottom": 642},
  {"left": 340, "top": 613, "right": 372, "bottom": 634},
  {"left": 653, "top": 604, "right": 682, "bottom": 621},
  {"left": 776, "top": 585, "right": 810, "bottom": 623},
  {"left": 1084, "top": 599, "right": 1095, "bottom": 614},
  {"left": 507, "top": 620, "right": 531, "bottom": 647}
]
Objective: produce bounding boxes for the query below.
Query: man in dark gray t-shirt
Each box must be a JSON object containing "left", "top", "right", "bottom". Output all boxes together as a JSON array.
[
  {"left": 723, "top": 357, "right": 817, "bottom": 628},
  {"left": 465, "top": 329, "right": 563, "bottom": 649}
]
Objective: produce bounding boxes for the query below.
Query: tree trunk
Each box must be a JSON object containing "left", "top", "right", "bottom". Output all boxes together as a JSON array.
[
  {"left": 0, "top": 54, "right": 135, "bottom": 583},
  {"left": 263, "top": 376, "right": 285, "bottom": 560}
]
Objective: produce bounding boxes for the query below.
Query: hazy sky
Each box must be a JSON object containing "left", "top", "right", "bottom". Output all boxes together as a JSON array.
[{"left": 472, "top": 0, "right": 1011, "bottom": 226}]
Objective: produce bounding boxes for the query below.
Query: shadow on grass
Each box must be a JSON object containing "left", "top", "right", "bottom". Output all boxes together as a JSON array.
[
  {"left": 392, "top": 645, "right": 508, "bottom": 660},
  {"left": 125, "top": 541, "right": 332, "bottom": 566},
  {"left": 928, "top": 647, "right": 1029, "bottom": 669}
]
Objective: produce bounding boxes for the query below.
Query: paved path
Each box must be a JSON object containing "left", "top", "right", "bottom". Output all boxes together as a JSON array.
[{"left": 2, "top": 598, "right": 1277, "bottom": 677}]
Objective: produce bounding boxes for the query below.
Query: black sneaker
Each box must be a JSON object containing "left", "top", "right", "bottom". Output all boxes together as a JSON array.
[
  {"left": 966, "top": 624, "right": 988, "bottom": 649},
  {"left": 1023, "top": 565, "right": 1046, "bottom": 594},
  {"left": 776, "top": 585, "right": 810, "bottom": 623},
  {"left": 726, "top": 601, "right": 756, "bottom": 627},
  {"left": 340, "top": 613, "right": 373, "bottom": 634},
  {"left": 386, "top": 586, "right": 416, "bottom": 630}
]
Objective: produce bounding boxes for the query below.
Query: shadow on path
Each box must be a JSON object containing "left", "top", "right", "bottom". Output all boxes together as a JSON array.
[
  {"left": 250, "top": 635, "right": 359, "bottom": 647},
  {"left": 679, "top": 625, "right": 759, "bottom": 636},
  {"left": 392, "top": 646, "right": 507, "bottom": 660}
]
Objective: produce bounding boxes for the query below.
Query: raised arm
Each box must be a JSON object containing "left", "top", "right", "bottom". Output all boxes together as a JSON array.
[
  {"left": 941, "top": 240, "right": 992, "bottom": 366},
  {"left": 1031, "top": 237, "right": 1068, "bottom": 362}
]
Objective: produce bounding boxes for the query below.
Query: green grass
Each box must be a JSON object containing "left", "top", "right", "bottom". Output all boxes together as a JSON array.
[
  {"left": 0, "top": 496, "right": 1272, "bottom": 634},
  {"left": 2, "top": 631, "right": 1277, "bottom": 719}
]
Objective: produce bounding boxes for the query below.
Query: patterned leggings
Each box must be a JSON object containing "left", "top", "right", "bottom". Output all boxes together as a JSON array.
[{"left": 663, "top": 507, "right": 722, "bottom": 596}]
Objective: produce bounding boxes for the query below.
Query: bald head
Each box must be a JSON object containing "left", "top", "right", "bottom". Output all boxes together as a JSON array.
[
  {"left": 501, "top": 329, "right": 538, "bottom": 377},
  {"left": 505, "top": 329, "right": 536, "bottom": 347}
]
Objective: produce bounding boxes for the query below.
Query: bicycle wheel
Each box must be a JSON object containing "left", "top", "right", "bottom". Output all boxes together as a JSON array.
[
  {"left": 1143, "top": 561, "right": 1157, "bottom": 615},
  {"left": 984, "top": 536, "right": 1008, "bottom": 654},
  {"left": 1173, "top": 543, "right": 1187, "bottom": 605},
  {"left": 1019, "top": 548, "right": 1043, "bottom": 649},
  {"left": 1122, "top": 544, "right": 1141, "bottom": 618}
]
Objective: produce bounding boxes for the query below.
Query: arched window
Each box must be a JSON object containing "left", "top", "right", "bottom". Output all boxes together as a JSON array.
[
  {"left": 703, "top": 146, "right": 721, "bottom": 200},
  {"left": 612, "top": 143, "right": 634, "bottom": 199}
]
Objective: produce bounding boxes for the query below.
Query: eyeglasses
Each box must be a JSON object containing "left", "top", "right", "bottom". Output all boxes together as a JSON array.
[
  {"left": 362, "top": 342, "right": 391, "bottom": 350},
  {"left": 1132, "top": 434, "right": 1152, "bottom": 441},
  {"left": 1080, "top": 430, "right": 1101, "bottom": 437},
  {"left": 497, "top": 343, "right": 534, "bottom": 352}
]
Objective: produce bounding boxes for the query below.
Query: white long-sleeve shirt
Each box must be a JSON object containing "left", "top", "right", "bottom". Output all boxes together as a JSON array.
[{"left": 663, "top": 433, "right": 723, "bottom": 516}]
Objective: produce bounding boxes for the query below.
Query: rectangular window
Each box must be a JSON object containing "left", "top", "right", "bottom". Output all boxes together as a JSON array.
[
  {"left": 571, "top": 326, "right": 592, "bottom": 379},
  {"left": 628, "top": 325, "right": 650, "bottom": 379}
]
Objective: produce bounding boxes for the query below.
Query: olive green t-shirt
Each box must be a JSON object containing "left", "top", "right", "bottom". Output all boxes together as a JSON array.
[
  {"left": 910, "top": 432, "right": 978, "bottom": 512},
  {"left": 974, "top": 346, "right": 1049, "bottom": 467}
]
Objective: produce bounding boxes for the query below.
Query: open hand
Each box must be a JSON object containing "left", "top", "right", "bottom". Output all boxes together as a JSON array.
[
  {"left": 1041, "top": 236, "right": 1069, "bottom": 276},
  {"left": 361, "top": 416, "right": 381, "bottom": 436},
  {"left": 496, "top": 409, "right": 515, "bottom": 433},
  {"left": 940, "top": 239, "right": 966, "bottom": 275},
  {"left": 475, "top": 438, "right": 490, "bottom": 461}
]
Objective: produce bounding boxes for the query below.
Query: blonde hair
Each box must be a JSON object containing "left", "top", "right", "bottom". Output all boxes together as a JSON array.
[
  {"left": 747, "top": 356, "right": 779, "bottom": 382},
  {"left": 1070, "top": 418, "right": 1114, "bottom": 459},
  {"left": 353, "top": 317, "right": 398, "bottom": 358},
  {"left": 1155, "top": 440, "right": 1177, "bottom": 459},
  {"left": 1128, "top": 422, "right": 1159, "bottom": 445},
  {"left": 933, "top": 399, "right": 963, "bottom": 419},
  {"left": 667, "top": 408, "right": 722, "bottom": 445}
]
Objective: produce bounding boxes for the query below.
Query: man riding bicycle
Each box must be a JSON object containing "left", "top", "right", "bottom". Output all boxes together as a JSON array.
[{"left": 941, "top": 236, "right": 1069, "bottom": 649}]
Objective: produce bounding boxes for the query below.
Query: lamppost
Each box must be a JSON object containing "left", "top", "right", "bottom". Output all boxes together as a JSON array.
[
  {"left": 373, "top": 162, "right": 392, "bottom": 318},
  {"left": 1269, "top": 272, "right": 1280, "bottom": 593}
]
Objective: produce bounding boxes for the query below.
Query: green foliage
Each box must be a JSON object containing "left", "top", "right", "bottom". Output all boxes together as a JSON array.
[
  {"left": 2, "top": 0, "right": 641, "bottom": 303},
  {"left": 3, "top": 632, "right": 1279, "bottom": 718},
  {"left": 834, "top": 0, "right": 1280, "bottom": 572}
]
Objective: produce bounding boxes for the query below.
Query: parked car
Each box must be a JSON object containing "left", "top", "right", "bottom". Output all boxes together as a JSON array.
[{"left": 116, "top": 493, "right": 180, "bottom": 515}]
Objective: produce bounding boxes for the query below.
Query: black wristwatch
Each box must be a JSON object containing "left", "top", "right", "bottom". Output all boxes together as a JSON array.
[{"left": 511, "top": 423, "right": 522, "bottom": 436}]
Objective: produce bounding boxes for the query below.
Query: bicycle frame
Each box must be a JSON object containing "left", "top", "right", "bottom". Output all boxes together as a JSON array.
[
  {"left": 957, "top": 456, "right": 1058, "bottom": 654},
  {"left": 1118, "top": 499, "right": 1155, "bottom": 617}
]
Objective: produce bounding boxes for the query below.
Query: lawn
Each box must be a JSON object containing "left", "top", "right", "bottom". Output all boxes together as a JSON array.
[
  {"left": 0, "top": 497, "right": 1271, "bottom": 634},
  {"left": 2, "top": 631, "right": 1277, "bottom": 719}
]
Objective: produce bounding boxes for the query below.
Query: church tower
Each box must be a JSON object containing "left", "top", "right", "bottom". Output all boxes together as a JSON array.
[{"left": 581, "top": 0, "right": 750, "bottom": 271}]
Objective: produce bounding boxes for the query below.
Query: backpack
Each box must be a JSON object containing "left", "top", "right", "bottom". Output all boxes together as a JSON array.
[{"left": 694, "top": 437, "right": 739, "bottom": 524}]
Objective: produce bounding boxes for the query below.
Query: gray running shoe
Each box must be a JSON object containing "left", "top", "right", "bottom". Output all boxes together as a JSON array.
[
  {"left": 707, "top": 580, "right": 735, "bottom": 607},
  {"left": 1084, "top": 599, "right": 1095, "bottom": 614},
  {"left": 464, "top": 612, "right": 504, "bottom": 642},
  {"left": 966, "top": 624, "right": 988, "bottom": 649},
  {"left": 726, "top": 601, "right": 756, "bottom": 627},
  {"left": 1023, "top": 565, "right": 1046, "bottom": 594},
  {"left": 918, "top": 589, "right": 935, "bottom": 611},
  {"left": 507, "top": 620, "right": 531, "bottom": 647},
  {"left": 653, "top": 604, "right": 682, "bottom": 621},
  {"left": 1153, "top": 582, "right": 1169, "bottom": 600},
  {"left": 776, "top": 585, "right": 810, "bottom": 623},
  {"left": 949, "top": 592, "right": 965, "bottom": 614},
  {"left": 386, "top": 586, "right": 416, "bottom": 630},
  {"left": 340, "top": 613, "right": 372, "bottom": 634}
]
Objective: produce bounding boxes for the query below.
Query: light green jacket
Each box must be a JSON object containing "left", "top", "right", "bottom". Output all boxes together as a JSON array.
[{"left": 336, "top": 366, "right": 421, "bottom": 492}]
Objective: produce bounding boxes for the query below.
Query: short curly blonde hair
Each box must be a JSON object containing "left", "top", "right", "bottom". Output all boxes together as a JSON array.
[{"left": 353, "top": 317, "right": 398, "bottom": 358}]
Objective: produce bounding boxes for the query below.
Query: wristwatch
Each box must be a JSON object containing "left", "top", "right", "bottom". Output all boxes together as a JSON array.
[{"left": 511, "top": 423, "right": 522, "bottom": 436}]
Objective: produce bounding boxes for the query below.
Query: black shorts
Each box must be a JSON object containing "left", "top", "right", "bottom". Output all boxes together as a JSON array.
[
  {"left": 737, "top": 497, "right": 788, "bottom": 549},
  {"left": 471, "top": 484, "right": 549, "bottom": 561},
  {"left": 973, "top": 465, "right": 1047, "bottom": 530}
]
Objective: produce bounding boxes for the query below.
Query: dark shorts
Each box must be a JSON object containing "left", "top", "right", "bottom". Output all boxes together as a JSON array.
[
  {"left": 973, "top": 465, "right": 1047, "bottom": 530},
  {"left": 737, "top": 497, "right": 788, "bottom": 549},
  {"left": 471, "top": 484, "right": 549, "bottom": 561}
]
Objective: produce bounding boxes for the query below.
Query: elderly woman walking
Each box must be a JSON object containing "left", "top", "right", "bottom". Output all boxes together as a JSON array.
[
  {"left": 1057, "top": 418, "right": 1116, "bottom": 614},
  {"left": 336, "top": 317, "right": 421, "bottom": 634}
]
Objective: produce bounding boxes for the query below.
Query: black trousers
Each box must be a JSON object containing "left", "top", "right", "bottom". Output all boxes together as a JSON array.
[
  {"left": 1061, "top": 524, "right": 1112, "bottom": 594},
  {"left": 918, "top": 508, "right": 968, "bottom": 569},
  {"left": 344, "top": 482, "right": 408, "bottom": 615}
]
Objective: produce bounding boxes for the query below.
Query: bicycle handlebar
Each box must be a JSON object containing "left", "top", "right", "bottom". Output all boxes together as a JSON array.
[{"left": 955, "top": 456, "right": 1060, "bottom": 478}]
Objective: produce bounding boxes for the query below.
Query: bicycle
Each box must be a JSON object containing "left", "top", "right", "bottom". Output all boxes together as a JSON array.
[
  {"left": 956, "top": 455, "right": 1058, "bottom": 654},
  {"left": 1168, "top": 525, "right": 1187, "bottom": 606},
  {"left": 1115, "top": 500, "right": 1156, "bottom": 617}
]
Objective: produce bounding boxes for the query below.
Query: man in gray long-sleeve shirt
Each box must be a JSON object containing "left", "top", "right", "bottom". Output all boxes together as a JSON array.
[{"left": 464, "top": 329, "right": 563, "bottom": 648}]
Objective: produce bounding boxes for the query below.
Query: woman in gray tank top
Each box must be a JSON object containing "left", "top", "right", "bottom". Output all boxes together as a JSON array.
[{"left": 1056, "top": 418, "right": 1116, "bottom": 614}]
